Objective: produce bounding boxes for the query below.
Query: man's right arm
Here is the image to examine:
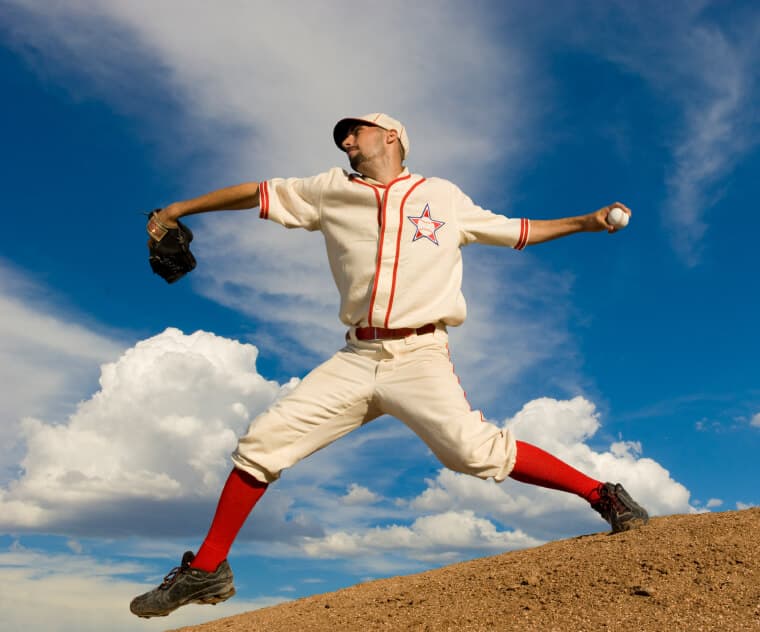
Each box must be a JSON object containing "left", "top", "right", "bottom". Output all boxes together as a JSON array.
[{"left": 155, "top": 182, "right": 260, "bottom": 228}]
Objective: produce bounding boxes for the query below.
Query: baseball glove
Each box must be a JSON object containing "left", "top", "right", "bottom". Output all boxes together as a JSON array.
[{"left": 146, "top": 210, "right": 197, "bottom": 283}]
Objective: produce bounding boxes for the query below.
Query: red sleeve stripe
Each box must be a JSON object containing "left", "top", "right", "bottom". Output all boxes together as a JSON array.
[
  {"left": 259, "top": 181, "right": 269, "bottom": 219},
  {"left": 515, "top": 218, "right": 529, "bottom": 250}
]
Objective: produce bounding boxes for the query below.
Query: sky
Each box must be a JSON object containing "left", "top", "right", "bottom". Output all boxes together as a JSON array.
[{"left": 0, "top": 0, "right": 759, "bottom": 630}]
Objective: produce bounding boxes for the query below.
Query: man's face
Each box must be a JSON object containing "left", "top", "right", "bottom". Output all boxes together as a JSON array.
[{"left": 341, "top": 123, "right": 387, "bottom": 171}]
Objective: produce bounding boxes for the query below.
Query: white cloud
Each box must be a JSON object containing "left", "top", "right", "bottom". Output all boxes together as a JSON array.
[
  {"left": 268, "top": 396, "right": 692, "bottom": 573},
  {"left": 410, "top": 397, "right": 692, "bottom": 539},
  {"left": 342, "top": 484, "right": 380, "bottom": 506},
  {"left": 706, "top": 498, "right": 723, "bottom": 509},
  {"left": 295, "top": 393, "right": 681, "bottom": 549},
  {"left": 0, "top": 544, "right": 284, "bottom": 632},
  {"left": 585, "top": 4, "right": 760, "bottom": 266},
  {"left": 301, "top": 510, "right": 542, "bottom": 565},
  {"left": 506, "top": 397, "right": 691, "bottom": 516},
  {"left": 750, "top": 413, "right": 760, "bottom": 427},
  {"left": 0, "top": 262, "right": 125, "bottom": 478},
  {"left": 2, "top": 0, "right": 557, "bottom": 378},
  {"left": 446, "top": 249, "right": 577, "bottom": 412},
  {"left": 661, "top": 28, "right": 754, "bottom": 266},
  {"left": 3, "top": 0, "right": 539, "bottom": 187},
  {"left": 0, "top": 328, "right": 291, "bottom": 535},
  {"left": 0, "top": 1, "right": 712, "bottom": 608}
]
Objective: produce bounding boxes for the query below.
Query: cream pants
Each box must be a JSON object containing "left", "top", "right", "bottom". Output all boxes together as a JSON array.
[{"left": 232, "top": 327, "right": 516, "bottom": 483}]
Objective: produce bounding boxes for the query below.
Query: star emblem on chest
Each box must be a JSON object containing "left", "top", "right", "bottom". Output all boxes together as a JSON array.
[{"left": 407, "top": 203, "right": 446, "bottom": 245}]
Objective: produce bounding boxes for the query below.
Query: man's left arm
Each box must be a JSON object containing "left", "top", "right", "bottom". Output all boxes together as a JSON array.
[{"left": 526, "top": 203, "right": 631, "bottom": 245}]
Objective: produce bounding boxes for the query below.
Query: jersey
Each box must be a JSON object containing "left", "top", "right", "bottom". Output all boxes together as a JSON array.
[{"left": 258, "top": 167, "right": 530, "bottom": 329}]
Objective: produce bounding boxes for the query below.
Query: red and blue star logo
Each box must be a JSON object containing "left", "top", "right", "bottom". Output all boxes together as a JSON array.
[{"left": 407, "top": 204, "right": 445, "bottom": 245}]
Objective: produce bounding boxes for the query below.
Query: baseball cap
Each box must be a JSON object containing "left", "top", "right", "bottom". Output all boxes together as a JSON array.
[{"left": 333, "top": 113, "right": 410, "bottom": 159}]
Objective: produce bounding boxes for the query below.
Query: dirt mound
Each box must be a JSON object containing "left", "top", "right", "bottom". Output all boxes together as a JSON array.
[{"left": 171, "top": 508, "right": 760, "bottom": 631}]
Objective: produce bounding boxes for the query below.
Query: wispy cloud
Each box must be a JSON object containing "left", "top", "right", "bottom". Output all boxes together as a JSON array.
[
  {"left": 0, "top": 543, "right": 284, "bottom": 632},
  {"left": 301, "top": 510, "right": 544, "bottom": 567},
  {"left": 585, "top": 2, "right": 760, "bottom": 265},
  {"left": 0, "top": 261, "right": 125, "bottom": 478},
  {"left": 660, "top": 21, "right": 756, "bottom": 266},
  {"left": 2, "top": 0, "right": 541, "bottom": 184},
  {"left": 2, "top": 0, "right": 560, "bottom": 382}
]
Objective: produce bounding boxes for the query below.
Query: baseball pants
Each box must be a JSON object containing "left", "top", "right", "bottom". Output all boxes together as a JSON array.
[{"left": 232, "top": 327, "right": 517, "bottom": 483}]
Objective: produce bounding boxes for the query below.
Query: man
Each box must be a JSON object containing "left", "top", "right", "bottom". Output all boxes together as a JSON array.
[{"left": 130, "top": 113, "right": 648, "bottom": 619}]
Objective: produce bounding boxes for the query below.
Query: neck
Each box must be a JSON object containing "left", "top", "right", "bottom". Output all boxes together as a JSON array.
[{"left": 355, "top": 158, "right": 404, "bottom": 185}]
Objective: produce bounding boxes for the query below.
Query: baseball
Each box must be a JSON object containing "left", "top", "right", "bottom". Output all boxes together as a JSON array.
[{"left": 608, "top": 206, "right": 629, "bottom": 228}]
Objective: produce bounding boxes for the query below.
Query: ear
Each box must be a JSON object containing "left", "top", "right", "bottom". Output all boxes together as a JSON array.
[{"left": 385, "top": 129, "right": 399, "bottom": 145}]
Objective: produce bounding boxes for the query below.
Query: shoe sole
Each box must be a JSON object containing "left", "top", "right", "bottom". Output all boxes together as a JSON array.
[
  {"left": 133, "top": 585, "right": 236, "bottom": 619},
  {"left": 611, "top": 512, "right": 649, "bottom": 533},
  {"left": 198, "top": 585, "right": 236, "bottom": 605}
]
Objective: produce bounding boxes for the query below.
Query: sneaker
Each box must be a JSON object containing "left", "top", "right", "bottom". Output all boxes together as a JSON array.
[
  {"left": 592, "top": 482, "right": 649, "bottom": 533},
  {"left": 130, "top": 551, "right": 235, "bottom": 618}
]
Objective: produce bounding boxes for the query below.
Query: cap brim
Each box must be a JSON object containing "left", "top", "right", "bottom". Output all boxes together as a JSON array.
[{"left": 332, "top": 117, "right": 382, "bottom": 150}]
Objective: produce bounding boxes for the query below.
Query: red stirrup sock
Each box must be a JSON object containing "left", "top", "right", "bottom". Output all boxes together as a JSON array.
[
  {"left": 190, "top": 468, "right": 268, "bottom": 572},
  {"left": 509, "top": 440, "right": 603, "bottom": 504}
]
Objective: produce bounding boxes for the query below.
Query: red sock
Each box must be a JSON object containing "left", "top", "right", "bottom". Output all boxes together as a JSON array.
[
  {"left": 190, "top": 468, "right": 268, "bottom": 572},
  {"left": 509, "top": 440, "right": 602, "bottom": 504}
]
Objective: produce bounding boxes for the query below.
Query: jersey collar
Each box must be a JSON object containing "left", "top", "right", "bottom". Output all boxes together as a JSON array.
[{"left": 349, "top": 167, "right": 410, "bottom": 188}]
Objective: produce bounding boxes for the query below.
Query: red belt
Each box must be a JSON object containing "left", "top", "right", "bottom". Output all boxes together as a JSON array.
[{"left": 353, "top": 323, "right": 437, "bottom": 341}]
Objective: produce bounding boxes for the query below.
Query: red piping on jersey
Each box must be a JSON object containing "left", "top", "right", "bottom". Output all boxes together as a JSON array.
[
  {"left": 259, "top": 181, "right": 270, "bottom": 219},
  {"left": 384, "top": 177, "right": 427, "bottom": 327},
  {"left": 365, "top": 173, "right": 412, "bottom": 327},
  {"left": 515, "top": 218, "right": 530, "bottom": 250},
  {"left": 349, "top": 176, "right": 383, "bottom": 225}
]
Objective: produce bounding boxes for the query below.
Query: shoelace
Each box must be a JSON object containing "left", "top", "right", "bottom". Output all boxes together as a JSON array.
[
  {"left": 158, "top": 562, "right": 190, "bottom": 590},
  {"left": 600, "top": 487, "right": 633, "bottom": 517},
  {"left": 592, "top": 487, "right": 621, "bottom": 518},
  {"left": 594, "top": 495, "right": 612, "bottom": 516}
]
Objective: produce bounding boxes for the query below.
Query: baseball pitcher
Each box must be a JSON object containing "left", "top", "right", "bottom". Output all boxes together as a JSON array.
[{"left": 131, "top": 113, "right": 647, "bottom": 618}]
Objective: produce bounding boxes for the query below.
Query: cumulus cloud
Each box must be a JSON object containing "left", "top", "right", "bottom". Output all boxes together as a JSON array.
[
  {"left": 506, "top": 397, "right": 690, "bottom": 515},
  {"left": 342, "top": 484, "right": 380, "bottom": 506},
  {"left": 409, "top": 397, "right": 692, "bottom": 540},
  {"left": 751, "top": 413, "right": 760, "bottom": 427},
  {"left": 0, "top": 328, "right": 299, "bottom": 536}
]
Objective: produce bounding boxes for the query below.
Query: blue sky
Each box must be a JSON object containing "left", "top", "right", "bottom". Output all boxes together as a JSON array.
[{"left": 1, "top": 1, "right": 758, "bottom": 630}]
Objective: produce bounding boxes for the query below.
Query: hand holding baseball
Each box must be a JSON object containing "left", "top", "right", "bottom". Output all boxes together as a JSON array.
[{"left": 606, "top": 204, "right": 631, "bottom": 231}]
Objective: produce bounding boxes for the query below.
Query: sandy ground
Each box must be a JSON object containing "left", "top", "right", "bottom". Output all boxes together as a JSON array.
[{"left": 169, "top": 508, "right": 760, "bottom": 631}]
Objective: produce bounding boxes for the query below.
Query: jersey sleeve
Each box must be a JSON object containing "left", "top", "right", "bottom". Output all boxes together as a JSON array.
[
  {"left": 258, "top": 171, "right": 330, "bottom": 231},
  {"left": 455, "top": 185, "right": 529, "bottom": 250}
]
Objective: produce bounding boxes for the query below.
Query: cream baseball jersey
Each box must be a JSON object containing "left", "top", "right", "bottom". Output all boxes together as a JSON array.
[{"left": 259, "top": 167, "right": 529, "bottom": 329}]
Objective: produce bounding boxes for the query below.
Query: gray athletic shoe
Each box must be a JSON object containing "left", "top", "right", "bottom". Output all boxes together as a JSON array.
[
  {"left": 591, "top": 482, "right": 649, "bottom": 533},
  {"left": 130, "top": 551, "right": 235, "bottom": 618}
]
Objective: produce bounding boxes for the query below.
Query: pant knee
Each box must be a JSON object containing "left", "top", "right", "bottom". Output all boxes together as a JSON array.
[{"left": 435, "top": 429, "right": 517, "bottom": 482}]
